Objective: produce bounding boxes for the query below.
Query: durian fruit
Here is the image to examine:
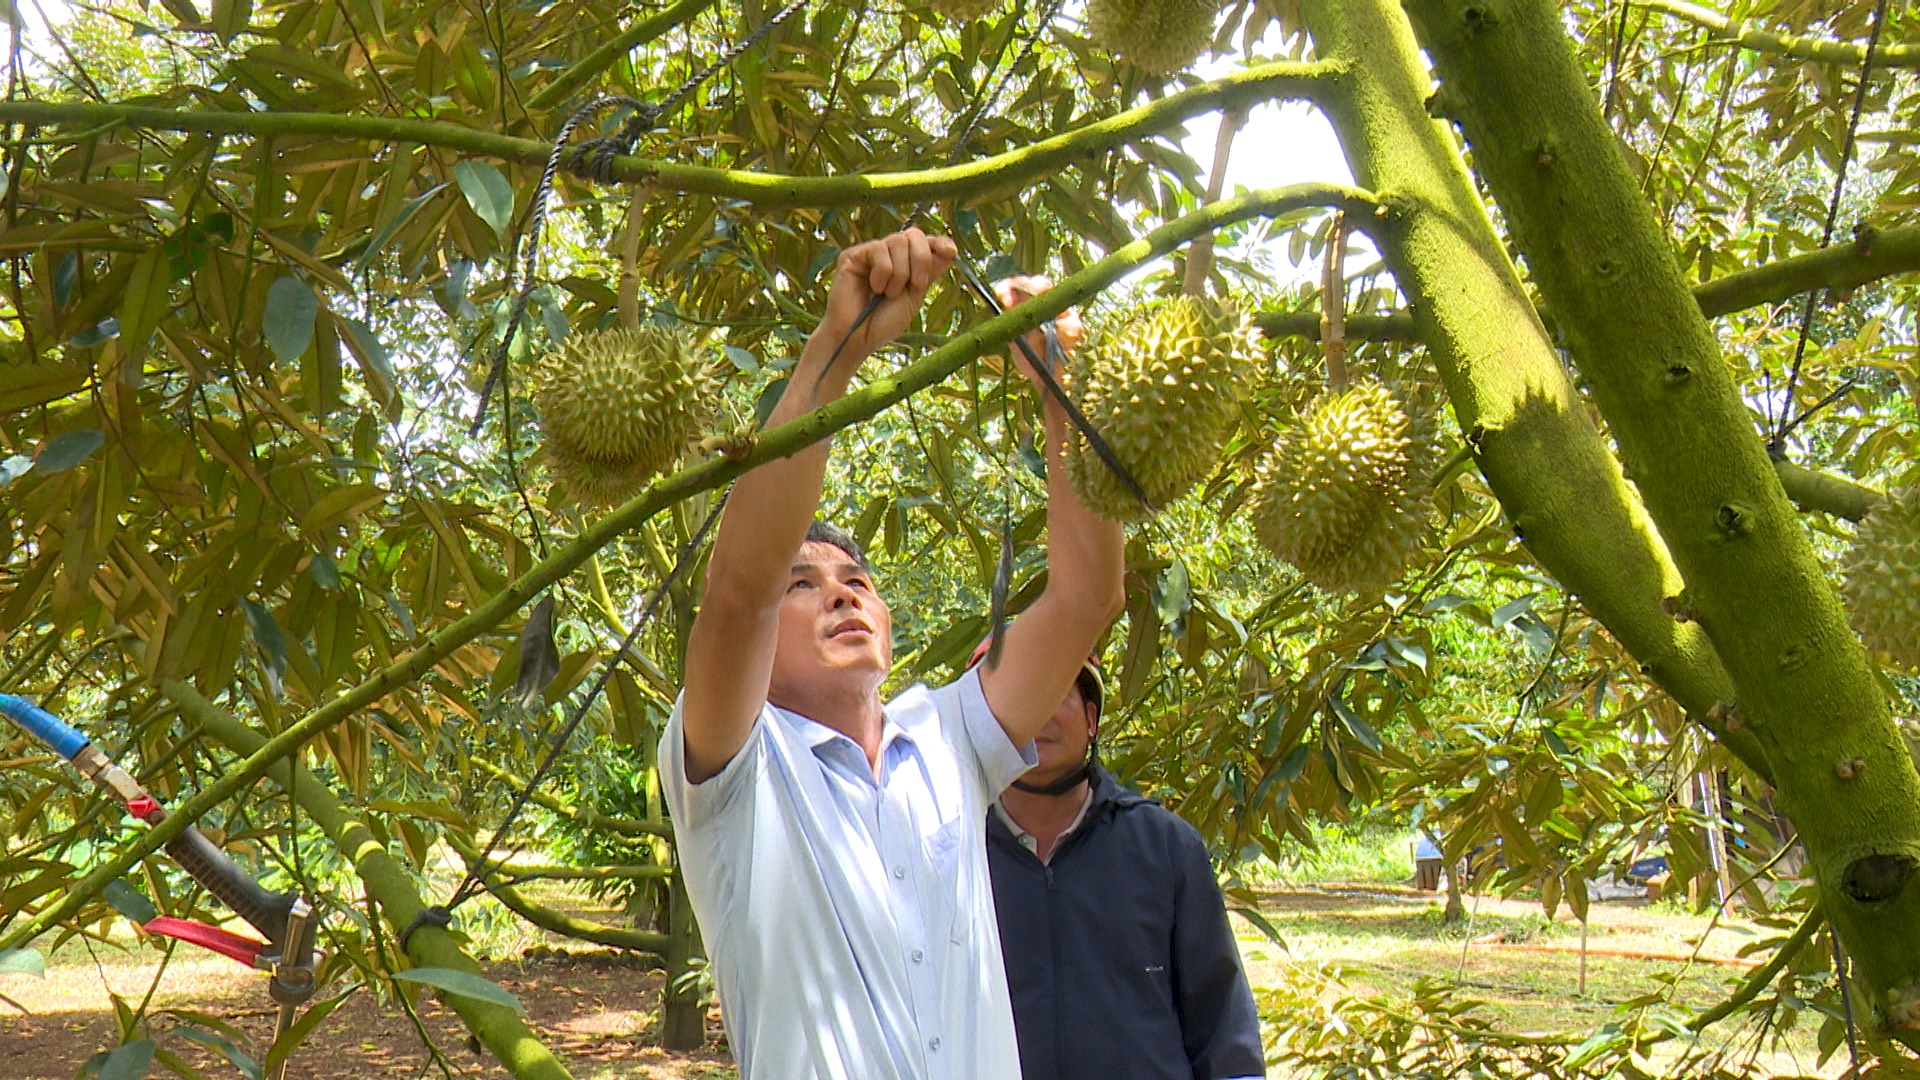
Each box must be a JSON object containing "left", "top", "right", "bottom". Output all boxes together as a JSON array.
[
  {"left": 1085, "top": 0, "right": 1223, "bottom": 76},
  {"left": 921, "top": 0, "right": 1004, "bottom": 20},
  {"left": 1840, "top": 487, "right": 1920, "bottom": 670},
  {"left": 1064, "top": 295, "right": 1256, "bottom": 522},
  {"left": 1248, "top": 381, "right": 1432, "bottom": 594},
  {"left": 533, "top": 326, "right": 718, "bottom": 505}
]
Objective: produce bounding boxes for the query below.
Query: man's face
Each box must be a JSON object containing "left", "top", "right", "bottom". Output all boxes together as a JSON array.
[
  {"left": 769, "top": 541, "right": 893, "bottom": 702},
  {"left": 1027, "top": 680, "right": 1097, "bottom": 780}
]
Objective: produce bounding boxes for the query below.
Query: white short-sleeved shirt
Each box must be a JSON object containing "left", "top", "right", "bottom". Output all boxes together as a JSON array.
[{"left": 660, "top": 668, "right": 1035, "bottom": 1080}]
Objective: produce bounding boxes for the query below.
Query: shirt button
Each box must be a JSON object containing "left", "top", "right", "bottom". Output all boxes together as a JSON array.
[
  {"left": 911, "top": 949, "right": 925, "bottom": 964},
  {"left": 893, "top": 866, "right": 906, "bottom": 880},
  {"left": 928, "top": 1036, "right": 941, "bottom": 1052}
]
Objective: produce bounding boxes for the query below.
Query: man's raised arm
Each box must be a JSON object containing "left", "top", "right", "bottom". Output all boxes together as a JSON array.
[
  {"left": 977, "top": 279, "right": 1128, "bottom": 748},
  {"left": 679, "top": 228, "right": 957, "bottom": 782}
]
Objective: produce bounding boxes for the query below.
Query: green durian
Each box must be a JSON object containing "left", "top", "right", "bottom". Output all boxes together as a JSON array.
[
  {"left": 921, "top": 0, "right": 1004, "bottom": 20},
  {"left": 1248, "top": 381, "right": 1432, "bottom": 594},
  {"left": 1840, "top": 487, "right": 1920, "bottom": 670},
  {"left": 533, "top": 326, "right": 718, "bottom": 505},
  {"left": 1064, "top": 295, "right": 1256, "bottom": 522},
  {"left": 1085, "top": 0, "right": 1222, "bottom": 75}
]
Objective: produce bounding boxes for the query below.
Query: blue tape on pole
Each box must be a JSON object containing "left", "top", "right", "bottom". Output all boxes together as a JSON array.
[{"left": 0, "top": 693, "right": 90, "bottom": 761}]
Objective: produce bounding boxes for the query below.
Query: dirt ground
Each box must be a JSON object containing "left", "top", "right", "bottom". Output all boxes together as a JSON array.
[
  {"left": 0, "top": 883, "right": 1862, "bottom": 1079},
  {"left": 0, "top": 944, "right": 734, "bottom": 1079}
]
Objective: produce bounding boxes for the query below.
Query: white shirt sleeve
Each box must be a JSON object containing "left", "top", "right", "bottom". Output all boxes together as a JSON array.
[
  {"left": 658, "top": 694, "right": 769, "bottom": 833},
  {"left": 939, "top": 667, "right": 1038, "bottom": 802}
]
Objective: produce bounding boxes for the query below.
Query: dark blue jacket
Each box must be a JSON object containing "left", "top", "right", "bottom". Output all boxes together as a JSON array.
[{"left": 987, "top": 766, "right": 1266, "bottom": 1080}]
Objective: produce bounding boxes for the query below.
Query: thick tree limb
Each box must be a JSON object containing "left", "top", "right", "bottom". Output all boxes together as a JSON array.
[
  {"left": 168, "top": 683, "right": 577, "bottom": 1080},
  {"left": 1254, "top": 223, "right": 1920, "bottom": 345},
  {"left": 1633, "top": 0, "right": 1920, "bottom": 71},
  {"left": 1693, "top": 224, "right": 1920, "bottom": 317},
  {"left": 525, "top": 0, "right": 721, "bottom": 113},
  {"left": 1297, "top": 0, "right": 1766, "bottom": 787},
  {"left": 0, "top": 180, "right": 1374, "bottom": 956},
  {"left": 1407, "top": 0, "right": 1920, "bottom": 1023},
  {"left": 1775, "top": 459, "right": 1886, "bottom": 522},
  {"left": 0, "top": 61, "right": 1336, "bottom": 209}
]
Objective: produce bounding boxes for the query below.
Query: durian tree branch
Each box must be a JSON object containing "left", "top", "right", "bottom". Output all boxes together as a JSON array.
[
  {"left": 0, "top": 61, "right": 1336, "bottom": 210},
  {"left": 1296, "top": 0, "right": 1765, "bottom": 782},
  {"left": 1775, "top": 459, "right": 1886, "bottom": 523},
  {"left": 1404, "top": 0, "right": 1920, "bottom": 1025},
  {"left": 524, "top": 0, "right": 721, "bottom": 112},
  {"left": 1253, "top": 223, "right": 1920, "bottom": 345},
  {"left": 469, "top": 757, "right": 674, "bottom": 839},
  {"left": 165, "top": 682, "right": 576, "bottom": 1080},
  {"left": 1691, "top": 225, "right": 1920, "bottom": 316},
  {"left": 446, "top": 836, "right": 669, "bottom": 956},
  {"left": 0, "top": 180, "right": 1372, "bottom": 956},
  {"left": 1631, "top": 0, "right": 1920, "bottom": 71}
]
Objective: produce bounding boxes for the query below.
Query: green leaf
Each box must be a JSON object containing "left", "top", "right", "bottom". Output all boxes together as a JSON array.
[
  {"left": 263, "top": 276, "right": 319, "bottom": 363},
  {"left": 0, "top": 948, "right": 44, "bottom": 976},
  {"left": 1154, "top": 561, "right": 1191, "bottom": 626},
  {"left": 35, "top": 429, "right": 104, "bottom": 472},
  {"left": 723, "top": 345, "right": 760, "bottom": 373},
  {"left": 241, "top": 597, "right": 290, "bottom": 695},
  {"left": 99, "top": 1038, "right": 156, "bottom": 1080},
  {"left": 392, "top": 967, "right": 525, "bottom": 1013},
  {"left": 173, "top": 1025, "right": 262, "bottom": 1080},
  {"left": 307, "top": 552, "right": 342, "bottom": 591},
  {"left": 103, "top": 880, "right": 157, "bottom": 924},
  {"left": 264, "top": 986, "right": 358, "bottom": 1074},
  {"left": 1329, "top": 697, "right": 1384, "bottom": 753},
  {"left": 1274, "top": 742, "right": 1312, "bottom": 782},
  {"left": 454, "top": 161, "right": 515, "bottom": 239},
  {"left": 356, "top": 181, "right": 450, "bottom": 269}
]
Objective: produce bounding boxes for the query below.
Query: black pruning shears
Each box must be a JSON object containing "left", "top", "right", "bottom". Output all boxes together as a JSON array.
[{"left": 0, "top": 694, "right": 321, "bottom": 1079}]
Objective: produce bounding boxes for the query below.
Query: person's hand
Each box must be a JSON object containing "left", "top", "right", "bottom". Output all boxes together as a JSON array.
[
  {"left": 815, "top": 227, "right": 958, "bottom": 365},
  {"left": 992, "top": 275, "right": 1083, "bottom": 393}
]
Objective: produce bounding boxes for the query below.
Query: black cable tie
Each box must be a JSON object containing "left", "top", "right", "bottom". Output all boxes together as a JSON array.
[{"left": 397, "top": 904, "right": 453, "bottom": 952}]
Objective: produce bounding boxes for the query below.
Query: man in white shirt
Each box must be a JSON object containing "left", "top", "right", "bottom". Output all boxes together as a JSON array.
[{"left": 659, "top": 229, "right": 1125, "bottom": 1080}]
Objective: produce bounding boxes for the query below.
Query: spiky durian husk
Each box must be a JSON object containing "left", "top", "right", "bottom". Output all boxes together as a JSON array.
[
  {"left": 1085, "top": 0, "right": 1222, "bottom": 75},
  {"left": 1841, "top": 487, "right": 1920, "bottom": 670},
  {"left": 544, "top": 443, "right": 655, "bottom": 507},
  {"left": 1248, "top": 381, "right": 1432, "bottom": 594},
  {"left": 533, "top": 326, "right": 718, "bottom": 498},
  {"left": 921, "top": 0, "right": 1003, "bottom": 20},
  {"left": 1064, "top": 296, "right": 1255, "bottom": 522}
]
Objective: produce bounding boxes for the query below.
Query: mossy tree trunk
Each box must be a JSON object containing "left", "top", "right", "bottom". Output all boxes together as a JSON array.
[{"left": 1400, "top": 0, "right": 1920, "bottom": 1035}]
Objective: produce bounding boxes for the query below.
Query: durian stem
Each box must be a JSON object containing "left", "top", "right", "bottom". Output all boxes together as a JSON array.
[
  {"left": 1320, "top": 211, "right": 1350, "bottom": 392},
  {"left": 617, "top": 188, "right": 649, "bottom": 331},
  {"left": 1, "top": 180, "right": 1378, "bottom": 957},
  {"left": 1182, "top": 107, "right": 1248, "bottom": 299},
  {"left": 1773, "top": 458, "right": 1885, "bottom": 523}
]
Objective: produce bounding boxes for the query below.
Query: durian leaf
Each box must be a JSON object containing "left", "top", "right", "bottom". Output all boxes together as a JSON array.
[
  {"left": 263, "top": 276, "right": 319, "bottom": 363},
  {"left": 454, "top": 161, "right": 515, "bottom": 239},
  {"left": 1329, "top": 696, "right": 1383, "bottom": 753},
  {"left": 34, "top": 429, "right": 104, "bottom": 473}
]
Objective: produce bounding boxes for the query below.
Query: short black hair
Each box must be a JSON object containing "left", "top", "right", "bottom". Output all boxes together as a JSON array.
[{"left": 803, "top": 519, "right": 872, "bottom": 575}]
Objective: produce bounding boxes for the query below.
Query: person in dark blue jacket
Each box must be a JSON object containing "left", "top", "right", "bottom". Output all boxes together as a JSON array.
[{"left": 975, "top": 642, "right": 1266, "bottom": 1080}]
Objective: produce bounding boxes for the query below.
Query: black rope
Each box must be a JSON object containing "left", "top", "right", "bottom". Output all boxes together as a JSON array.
[
  {"left": 1769, "top": 0, "right": 1890, "bottom": 455},
  {"left": 469, "top": 0, "right": 811, "bottom": 435},
  {"left": 403, "top": 492, "right": 728, "bottom": 947}
]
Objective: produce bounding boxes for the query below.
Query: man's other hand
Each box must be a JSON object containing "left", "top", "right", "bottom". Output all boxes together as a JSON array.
[{"left": 991, "top": 275, "right": 1084, "bottom": 393}]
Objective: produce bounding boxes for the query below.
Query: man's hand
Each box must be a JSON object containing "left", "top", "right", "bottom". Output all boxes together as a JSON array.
[
  {"left": 813, "top": 227, "right": 959, "bottom": 370},
  {"left": 991, "top": 275, "right": 1084, "bottom": 394}
]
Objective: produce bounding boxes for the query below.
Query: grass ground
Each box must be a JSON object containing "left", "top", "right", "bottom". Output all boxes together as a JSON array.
[{"left": 0, "top": 881, "right": 1862, "bottom": 1078}]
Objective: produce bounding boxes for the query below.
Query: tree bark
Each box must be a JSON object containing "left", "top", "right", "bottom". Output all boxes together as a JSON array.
[{"left": 1404, "top": 0, "right": 1920, "bottom": 1035}]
